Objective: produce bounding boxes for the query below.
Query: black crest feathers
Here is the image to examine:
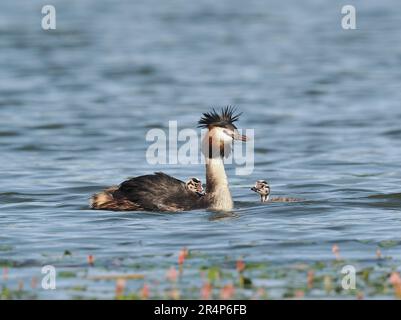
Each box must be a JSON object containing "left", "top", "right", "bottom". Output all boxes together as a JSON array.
[{"left": 198, "top": 106, "right": 242, "bottom": 128}]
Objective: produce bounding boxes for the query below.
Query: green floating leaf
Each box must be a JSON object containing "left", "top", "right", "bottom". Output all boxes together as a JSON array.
[
  {"left": 0, "top": 245, "right": 13, "bottom": 252},
  {"left": 378, "top": 240, "right": 400, "bottom": 248},
  {"left": 58, "top": 271, "right": 76, "bottom": 278},
  {"left": 63, "top": 250, "right": 72, "bottom": 256},
  {"left": 244, "top": 262, "right": 268, "bottom": 270},
  {"left": 357, "top": 267, "right": 373, "bottom": 283},
  {"left": 1, "top": 286, "right": 11, "bottom": 299},
  {"left": 313, "top": 261, "right": 326, "bottom": 270},
  {"left": 0, "top": 260, "right": 14, "bottom": 267},
  {"left": 207, "top": 267, "right": 221, "bottom": 283},
  {"left": 242, "top": 276, "right": 253, "bottom": 288},
  {"left": 70, "top": 286, "right": 86, "bottom": 292}
]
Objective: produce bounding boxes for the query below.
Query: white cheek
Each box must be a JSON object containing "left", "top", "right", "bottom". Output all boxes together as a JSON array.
[
  {"left": 214, "top": 128, "right": 233, "bottom": 143},
  {"left": 202, "top": 128, "right": 234, "bottom": 157}
]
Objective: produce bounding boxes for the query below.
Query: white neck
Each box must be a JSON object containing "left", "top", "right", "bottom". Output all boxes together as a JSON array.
[
  {"left": 204, "top": 155, "right": 233, "bottom": 212},
  {"left": 261, "top": 194, "right": 270, "bottom": 202},
  {"left": 201, "top": 130, "right": 234, "bottom": 211}
]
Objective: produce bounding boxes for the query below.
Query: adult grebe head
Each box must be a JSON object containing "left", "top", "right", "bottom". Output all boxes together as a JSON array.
[
  {"left": 185, "top": 177, "right": 205, "bottom": 196},
  {"left": 251, "top": 180, "right": 271, "bottom": 202},
  {"left": 198, "top": 106, "right": 248, "bottom": 159}
]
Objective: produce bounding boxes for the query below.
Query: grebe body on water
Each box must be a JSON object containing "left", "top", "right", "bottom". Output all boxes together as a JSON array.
[
  {"left": 251, "top": 180, "right": 301, "bottom": 203},
  {"left": 90, "top": 107, "right": 247, "bottom": 212}
]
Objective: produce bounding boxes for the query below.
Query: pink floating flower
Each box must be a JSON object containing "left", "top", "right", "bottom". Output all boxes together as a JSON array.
[
  {"left": 252, "top": 288, "right": 267, "bottom": 300},
  {"left": 389, "top": 272, "right": 401, "bottom": 298},
  {"left": 115, "top": 278, "right": 126, "bottom": 298},
  {"left": 332, "top": 244, "right": 340, "bottom": 260},
  {"left": 31, "top": 277, "right": 38, "bottom": 289},
  {"left": 307, "top": 270, "right": 314, "bottom": 289},
  {"left": 166, "top": 266, "right": 178, "bottom": 282},
  {"left": 201, "top": 282, "right": 213, "bottom": 300},
  {"left": 236, "top": 260, "right": 245, "bottom": 273},
  {"left": 178, "top": 248, "right": 188, "bottom": 265},
  {"left": 2, "top": 267, "right": 8, "bottom": 281},
  {"left": 141, "top": 283, "right": 150, "bottom": 299},
  {"left": 87, "top": 255, "right": 95, "bottom": 265},
  {"left": 169, "top": 288, "right": 180, "bottom": 300},
  {"left": 257, "top": 288, "right": 266, "bottom": 297},
  {"left": 220, "top": 284, "right": 235, "bottom": 300},
  {"left": 376, "top": 248, "right": 382, "bottom": 259},
  {"left": 18, "top": 280, "right": 24, "bottom": 291},
  {"left": 389, "top": 272, "right": 401, "bottom": 285},
  {"left": 295, "top": 290, "right": 305, "bottom": 298}
]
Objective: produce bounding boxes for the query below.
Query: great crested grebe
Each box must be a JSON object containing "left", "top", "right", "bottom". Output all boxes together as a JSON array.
[
  {"left": 251, "top": 180, "right": 271, "bottom": 202},
  {"left": 90, "top": 107, "right": 248, "bottom": 212},
  {"left": 185, "top": 177, "right": 205, "bottom": 196},
  {"left": 90, "top": 177, "right": 205, "bottom": 211},
  {"left": 251, "top": 180, "right": 301, "bottom": 203}
]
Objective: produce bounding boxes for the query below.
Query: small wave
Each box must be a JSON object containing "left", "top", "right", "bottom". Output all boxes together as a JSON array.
[
  {"left": 368, "top": 193, "right": 401, "bottom": 200},
  {"left": 304, "top": 89, "right": 327, "bottom": 96},
  {"left": 383, "top": 129, "right": 401, "bottom": 138},
  {"left": 0, "top": 192, "right": 35, "bottom": 203},
  {"left": 101, "top": 65, "right": 157, "bottom": 79},
  {"left": 0, "top": 131, "right": 20, "bottom": 137},
  {"left": 13, "top": 144, "right": 50, "bottom": 152},
  {"left": 30, "top": 123, "right": 66, "bottom": 130},
  {"left": 364, "top": 193, "right": 401, "bottom": 209}
]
